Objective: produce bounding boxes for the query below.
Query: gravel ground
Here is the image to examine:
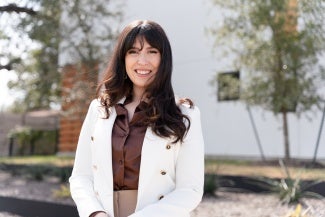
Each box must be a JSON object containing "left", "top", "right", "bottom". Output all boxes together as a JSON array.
[{"left": 0, "top": 170, "right": 324, "bottom": 217}]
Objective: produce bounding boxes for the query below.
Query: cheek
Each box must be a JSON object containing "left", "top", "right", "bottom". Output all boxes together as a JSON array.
[
  {"left": 154, "top": 57, "right": 162, "bottom": 69},
  {"left": 125, "top": 58, "right": 133, "bottom": 71}
]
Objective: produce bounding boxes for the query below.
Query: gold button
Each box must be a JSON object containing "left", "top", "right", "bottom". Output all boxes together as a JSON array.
[
  {"left": 93, "top": 165, "right": 97, "bottom": 170},
  {"left": 91, "top": 136, "right": 94, "bottom": 141},
  {"left": 160, "top": 170, "right": 166, "bottom": 175},
  {"left": 158, "top": 195, "right": 164, "bottom": 200},
  {"left": 166, "top": 144, "right": 171, "bottom": 149}
]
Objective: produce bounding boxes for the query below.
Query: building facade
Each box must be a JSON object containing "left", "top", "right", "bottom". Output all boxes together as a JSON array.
[{"left": 58, "top": 0, "right": 325, "bottom": 160}]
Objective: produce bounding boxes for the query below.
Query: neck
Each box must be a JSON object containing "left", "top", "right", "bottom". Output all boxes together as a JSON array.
[{"left": 132, "top": 87, "right": 145, "bottom": 103}]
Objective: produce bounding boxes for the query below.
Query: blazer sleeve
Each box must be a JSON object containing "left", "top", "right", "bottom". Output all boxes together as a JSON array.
[
  {"left": 129, "top": 105, "right": 205, "bottom": 217},
  {"left": 69, "top": 99, "right": 105, "bottom": 217}
]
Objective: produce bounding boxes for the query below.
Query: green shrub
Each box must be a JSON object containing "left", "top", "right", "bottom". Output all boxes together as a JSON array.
[
  {"left": 204, "top": 173, "right": 218, "bottom": 196},
  {"left": 32, "top": 130, "right": 57, "bottom": 155},
  {"left": 4, "top": 164, "right": 72, "bottom": 183},
  {"left": 26, "top": 165, "right": 48, "bottom": 181},
  {"left": 204, "top": 173, "right": 234, "bottom": 197},
  {"left": 8, "top": 126, "right": 33, "bottom": 155},
  {"left": 8, "top": 127, "right": 57, "bottom": 155},
  {"left": 53, "top": 166, "right": 72, "bottom": 182}
]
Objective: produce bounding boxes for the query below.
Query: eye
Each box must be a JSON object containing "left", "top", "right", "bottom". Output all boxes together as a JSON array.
[
  {"left": 127, "top": 49, "right": 139, "bottom": 55},
  {"left": 148, "top": 49, "right": 159, "bottom": 54}
]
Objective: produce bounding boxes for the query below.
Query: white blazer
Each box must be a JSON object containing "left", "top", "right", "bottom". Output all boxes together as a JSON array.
[{"left": 69, "top": 98, "right": 205, "bottom": 217}]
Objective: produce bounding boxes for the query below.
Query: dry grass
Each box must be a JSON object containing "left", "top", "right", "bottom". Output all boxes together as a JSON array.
[
  {"left": 0, "top": 155, "right": 74, "bottom": 167},
  {"left": 205, "top": 159, "right": 325, "bottom": 180},
  {"left": 1, "top": 156, "right": 324, "bottom": 180}
]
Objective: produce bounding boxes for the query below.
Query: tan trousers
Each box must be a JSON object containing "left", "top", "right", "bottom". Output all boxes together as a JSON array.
[{"left": 113, "top": 190, "right": 138, "bottom": 217}]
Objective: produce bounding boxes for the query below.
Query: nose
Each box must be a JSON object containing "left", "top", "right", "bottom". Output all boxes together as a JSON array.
[{"left": 137, "top": 53, "right": 148, "bottom": 65}]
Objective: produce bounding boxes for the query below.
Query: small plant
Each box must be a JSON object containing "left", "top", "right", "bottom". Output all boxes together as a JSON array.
[
  {"left": 263, "top": 160, "right": 323, "bottom": 204},
  {"left": 27, "top": 165, "right": 46, "bottom": 181},
  {"left": 7, "top": 126, "right": 57, "bottom": 155},
  {"left": 284, "top": 203, "right": 312, "bottom": 217},
  {"left": 52, "top": 184, "right": 71, "bottom": 198},
  {"left": 53, "top": 166, "right": 72, "bottom": 182},
  {"left": 8, "top": 126, "right": 32, "bottom": 155},
  {"left": 204, "top": 173, "right": 234, "bottom": 197},
  {"left": 204, "top": 173, "right": 218, "bottom": 196}
]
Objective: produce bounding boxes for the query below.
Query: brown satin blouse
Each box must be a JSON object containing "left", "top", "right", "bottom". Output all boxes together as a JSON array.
[{"left": 112, "top": 99, "right": 148, "bottom": 191}]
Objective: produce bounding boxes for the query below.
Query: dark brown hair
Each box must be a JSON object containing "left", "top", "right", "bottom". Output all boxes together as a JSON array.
[{"left": 96, "top": 20, "right": 193, "bottom": 143}]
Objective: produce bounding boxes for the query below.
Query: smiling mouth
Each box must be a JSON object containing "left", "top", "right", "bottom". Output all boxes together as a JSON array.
[{"left": 135, "top": 70, "right": 151, "bottom": 75}]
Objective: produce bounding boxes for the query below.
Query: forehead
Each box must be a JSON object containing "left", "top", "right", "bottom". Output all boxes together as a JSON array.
[{"left": 132, "top": 37, "right": 153, "bottom": 48}]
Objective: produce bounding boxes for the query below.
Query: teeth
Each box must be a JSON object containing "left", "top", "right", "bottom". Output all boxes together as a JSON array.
[{"left": 136, "top": 70, "right": 150, "bottom": 75}]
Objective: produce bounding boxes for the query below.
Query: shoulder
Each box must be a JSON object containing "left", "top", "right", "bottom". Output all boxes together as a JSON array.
[
  {"left": 179, "top": 104, "right": 201, "bottom": 119},
  {"left": 88, "top": 98, "right": 101, "bottom": 112},
  {"left": 175, "top": 96, "right": 201, "bottom": 117},
  {"left": 88, "top": 98, "right": 106, "bottom": 118},
  {"left": 90, "top": 98, "right": 101, "bottom": 107}
]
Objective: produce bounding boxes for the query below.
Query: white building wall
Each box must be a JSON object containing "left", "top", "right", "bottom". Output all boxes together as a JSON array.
[{"left": 123, "top": 0, "right": 325, "bottom": 159}]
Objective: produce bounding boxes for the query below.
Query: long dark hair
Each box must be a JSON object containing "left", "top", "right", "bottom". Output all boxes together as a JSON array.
[{"left": 97, "top": 20, "right": 192, "bottom": 143}]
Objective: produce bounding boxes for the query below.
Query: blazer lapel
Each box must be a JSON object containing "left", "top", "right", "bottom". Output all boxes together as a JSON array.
[
  {"left": 99, "top": 97, "right": 126, "bottom": 175},
  {"left": 95, "top": 106, "right": 117, "bottom": 183}
]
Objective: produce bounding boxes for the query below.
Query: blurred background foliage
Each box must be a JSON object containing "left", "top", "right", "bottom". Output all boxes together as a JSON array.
[
  {"left": 208, "top": 0, "right": 325, "bottom": 160},
  {"left": 0, "top": 0, "right": 124, "bottom": 113}
]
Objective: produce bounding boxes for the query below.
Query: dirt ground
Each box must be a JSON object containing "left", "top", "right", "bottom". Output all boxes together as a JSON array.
[{"left": 0, "top": 170, "right": 324, "bottom": 217}]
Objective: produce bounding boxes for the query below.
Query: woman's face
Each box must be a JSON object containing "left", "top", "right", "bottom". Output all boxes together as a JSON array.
[{"left": 125, "top": 37, "right": 161, "bottom": 95}]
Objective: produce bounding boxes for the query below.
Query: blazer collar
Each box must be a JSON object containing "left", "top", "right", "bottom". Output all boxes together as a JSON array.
[{"left": 117, "top": 97, "right": 126, "bottom": 104}]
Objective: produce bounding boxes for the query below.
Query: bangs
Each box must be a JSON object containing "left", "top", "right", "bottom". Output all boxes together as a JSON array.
[{"left": 122, "top": 24, "right": 164, "bottom": 54}]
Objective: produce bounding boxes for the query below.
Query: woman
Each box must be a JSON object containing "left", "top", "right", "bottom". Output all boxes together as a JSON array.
[{"left": 69, "top": 20, "right": 204, "bottom": 217}]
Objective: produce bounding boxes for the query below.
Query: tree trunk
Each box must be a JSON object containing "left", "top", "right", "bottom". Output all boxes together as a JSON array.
[
  {"left": 282, "top": 110, "right": 290, "bottom": 160},
  {"left": 21, "top": 112, "right": 26, "bottom": 126}
]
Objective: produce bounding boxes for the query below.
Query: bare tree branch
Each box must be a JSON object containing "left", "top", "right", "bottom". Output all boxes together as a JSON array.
[
  {"left": 0, "top": 3, "right": 37, "bottom": 15},
  {"left": 0, "top": 58, "right": 21, "bottom": 71},
  {"left": 0, "top": 64, "right": 11, "bottom": 71}
]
